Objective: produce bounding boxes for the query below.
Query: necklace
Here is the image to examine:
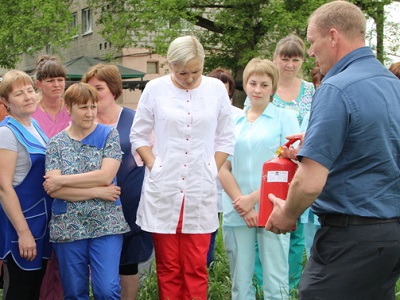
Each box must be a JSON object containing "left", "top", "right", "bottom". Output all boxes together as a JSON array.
[{"left": 41, "top": 100, "right": 62, "bottom": 123}]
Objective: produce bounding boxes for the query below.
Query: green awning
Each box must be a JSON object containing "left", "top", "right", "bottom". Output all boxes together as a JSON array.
[{"left": 65, "top": 56, "right": 145, "bottom": 80}]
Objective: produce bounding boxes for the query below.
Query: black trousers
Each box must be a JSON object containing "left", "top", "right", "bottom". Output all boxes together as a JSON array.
[
  {"left": 299, "top": 221, "right": 400, "bottom": 300},
  {"left": 0, "top": 263, "right": 3, "bottom": 289},
  {"left": 3, "top": 254, "right": 47, "bottom": 300}
]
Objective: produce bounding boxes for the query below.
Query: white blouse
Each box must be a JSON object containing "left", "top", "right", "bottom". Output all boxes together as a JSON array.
[{"left": 130, "top": 75, "right": 235, "bottom": 234}]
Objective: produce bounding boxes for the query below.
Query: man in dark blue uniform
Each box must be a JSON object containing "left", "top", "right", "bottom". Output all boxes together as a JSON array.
[{"left": 266, "top": 1, "right": 400, "bottom": 299}]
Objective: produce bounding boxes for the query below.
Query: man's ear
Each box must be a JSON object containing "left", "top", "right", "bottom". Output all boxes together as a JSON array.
[{"left": 329, "top": 28, "right": 339, "bottom": 48}]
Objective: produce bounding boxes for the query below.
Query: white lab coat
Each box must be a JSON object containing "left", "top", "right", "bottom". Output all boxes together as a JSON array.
[{"left": 130, "top": 75, "right": 235, "bottom": 233}]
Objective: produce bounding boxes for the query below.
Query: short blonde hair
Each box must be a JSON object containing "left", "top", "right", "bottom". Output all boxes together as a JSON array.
[
  {"left": 82, "top": 64, "right": 123, "bottom": 100},
  {"left": 64, "top": 83, "right": 99, "bottom": 110},
  {"left": 243, "top": 58, "right": 279, "bottom": 101},
  {"left": 167, "top": 36, "right": 205, "bottom": 69},
  {"left": 0, "top": 70, "right": 34, "bottom": 100},
  {"left": 309, "top": 1, "right": 366, "bottom": 41}
]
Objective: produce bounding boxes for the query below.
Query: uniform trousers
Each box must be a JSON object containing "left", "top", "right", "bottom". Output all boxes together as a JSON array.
[
  {"left": 288, "top": 220, "right": 305, "bottom": 291},
  {"left": 299, "top": 221, "right": 400, "bottom": 300},
  {"left": 152, "top": 201, "right": 211, "bottom": 300},
  {"left": 223, "top": 226, "right": 290, "bottom": 300},
  {"left": 53, "top": 234, "right": 123, "bottom": 300}
]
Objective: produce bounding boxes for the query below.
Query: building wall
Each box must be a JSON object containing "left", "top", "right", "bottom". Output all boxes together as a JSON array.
[
  {"left": 121, "top": 48, "right": 168, "bottom": 110},
  {"left": 2, "top": 0, "right": 169, "bottom": 110}
]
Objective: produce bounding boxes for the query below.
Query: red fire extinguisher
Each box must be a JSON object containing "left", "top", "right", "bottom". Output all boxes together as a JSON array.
[{"left": 257, "top": 138, "right": 300, "bottom": 228}]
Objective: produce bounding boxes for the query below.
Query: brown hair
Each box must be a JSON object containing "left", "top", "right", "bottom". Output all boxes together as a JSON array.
[
  {"left": 35, "top": 55, "right": 67, "bottom": 81},
  {"left": 81, "top": 64, "right": 123, "bottom": 100},
  {"left": 274, "top": 34, "right": 305, "bottom": 60},
  {"left": 311, "top": 66, "right": 324, "bottom": 88},
  {"left": 389, "top": 62, "right": 400, "bottom": 79},
  {"left": 208, "top": 68, "right": 235, "bottom": 98},
  {"left": 243, "top": 58, "right": 279, "bottom": 102},
  {"left": 64, "top": 83, "right": 99, "bottom": 110},
  {"left": 0, "top": 70, "right": 34, "bottom": 100}
]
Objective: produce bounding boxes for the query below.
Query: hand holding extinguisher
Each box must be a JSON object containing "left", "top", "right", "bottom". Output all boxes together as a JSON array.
[
  {"left": 279, "top": 133, "right": 305, "bottom": 161},
  {"left": 265, "top": 193, "right": 299, "bottom": 234},
  {"left": 257, "top": 138, "right": 300, "bottom": 228}
]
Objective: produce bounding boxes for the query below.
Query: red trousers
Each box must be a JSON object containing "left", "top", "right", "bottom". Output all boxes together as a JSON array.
[{"left": 152, "top": 202, "right": 211, "bottom": 300}]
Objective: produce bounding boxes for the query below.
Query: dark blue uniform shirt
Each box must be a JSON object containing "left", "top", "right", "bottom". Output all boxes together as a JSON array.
[{"left": 299, "top": 47, "right": 400, "bottom": 218}]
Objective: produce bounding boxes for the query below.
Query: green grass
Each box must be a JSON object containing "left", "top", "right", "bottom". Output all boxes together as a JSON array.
[
  {"left": 2, "top": 230, "right": 400, "bottom": 299},
  {"left": 137, "top": 227, "right": 400, "bottom": 300}
]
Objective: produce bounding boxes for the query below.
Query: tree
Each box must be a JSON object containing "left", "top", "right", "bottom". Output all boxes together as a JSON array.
[
  {"left": 88, "top": 0, "right": 398, "bottom": 99},
  {"left": 88, "top": 0, "right": 325, "bottom": 104},
  {"left": 0, "top": 0, "right": 76, "bottom": 69},
  {"left": 354, "top": 0, "right": 400, "bottom": 63}
]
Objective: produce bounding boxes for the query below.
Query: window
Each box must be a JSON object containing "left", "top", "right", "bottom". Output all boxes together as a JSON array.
[
  {"left": 147, "top": 61, "right": 159, "bottom": 74},
  {"left": 70, "top": 12, "right": 78, "bottom": 38},
  {"left": 82, "top": 8, "right": 92, "bottom": 35}
]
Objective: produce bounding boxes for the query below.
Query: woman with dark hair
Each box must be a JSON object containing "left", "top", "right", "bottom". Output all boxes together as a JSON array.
[
  {"left": 208, "top": 67, "right": 236, "bottom": 99},
  {"left": 272, "top": 34, "right": 315, "bottom": 290},
  {"left": 32, "top": 55, "right": 70, "bottom": 138},
  {"left": 82, "top": 64, "right": 152, "bottom": 300},
  {"left": 32, "top": 55, "right": 70, "bottom": 300},
  {"left": 207, "top": 67, "right": 242, "bottom": 267},
  {"left": 44, "top": 83, "right": 129, "bottom": 299}
]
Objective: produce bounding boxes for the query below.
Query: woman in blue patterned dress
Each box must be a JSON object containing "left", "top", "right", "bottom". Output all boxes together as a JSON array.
[
  {"left": 82, "top": 64, "right": 153, "bottom": 299},
  {"left": 43, "top": 83, "right": 129, "bottom": 300}
]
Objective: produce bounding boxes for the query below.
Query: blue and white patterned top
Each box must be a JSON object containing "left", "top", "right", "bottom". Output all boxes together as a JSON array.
[
  {"left": 45, "top": 124, "right": 129, "bottom": 243},
  {"left": 272, "top": 80, "right": 315, "bottom": 125}
]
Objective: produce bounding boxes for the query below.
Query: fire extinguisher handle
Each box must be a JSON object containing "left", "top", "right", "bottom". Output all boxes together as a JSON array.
[{"left": 282, "top": 137, "right": 301, "bottom": 148}]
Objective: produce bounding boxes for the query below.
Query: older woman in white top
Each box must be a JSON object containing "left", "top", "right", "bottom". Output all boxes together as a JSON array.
[{"left": 130, "top": 35, "right": 235, "bottom": 300}]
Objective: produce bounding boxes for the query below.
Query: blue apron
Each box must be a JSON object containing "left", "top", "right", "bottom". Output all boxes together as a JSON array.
[
  {"left": 116, "top": 108, "right": 153, "bottom": 264},
  {"left": 0, "top": 117, "right": 52, "bottom": 270}
]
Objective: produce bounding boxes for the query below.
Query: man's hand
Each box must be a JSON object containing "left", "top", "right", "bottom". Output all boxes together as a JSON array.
[
  {"left": 265, "top": 193, "right": 298, "bottom": 234},
  {"left": 281, "top": 133, "right": 305, "bottom": 160}
]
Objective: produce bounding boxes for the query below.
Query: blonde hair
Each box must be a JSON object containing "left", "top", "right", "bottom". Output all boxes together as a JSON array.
[
  {"left": 167, "top": 36, "right": 205, "bottom": 70},
  {"left": 64, "top": 83, "right": 98, "bottom": 110},
  {"left": 82, "top": 64, "right": 123, "bottom": 100},
  {"left": 0, "top": 70, "right": 34, "bottom": 100},
  {"left": 243, "top": 58, "right": 279, "bottom": 101},
  {"left": 309, "top": 1, "right": 366, "bottom": 41}
]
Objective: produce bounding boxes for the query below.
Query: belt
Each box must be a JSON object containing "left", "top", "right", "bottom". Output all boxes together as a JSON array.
[{"left": 319, "top": 214, "right": 400, "bottom": 227}]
